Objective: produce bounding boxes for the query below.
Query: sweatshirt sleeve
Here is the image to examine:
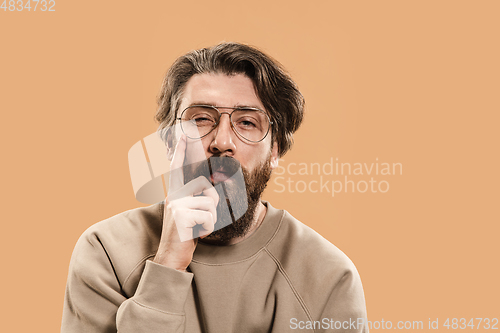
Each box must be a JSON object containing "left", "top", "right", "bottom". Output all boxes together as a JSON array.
[
  {"left": 318, "top": 264, "right": 369, "bottom": 333},
  {"left": 61, "top": 230, "right": 194, "bottom": 333}
]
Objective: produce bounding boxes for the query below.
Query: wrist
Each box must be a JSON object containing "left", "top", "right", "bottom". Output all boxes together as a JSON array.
[{"left": 153, "top": 254, "right": 189, "bottom": 272}]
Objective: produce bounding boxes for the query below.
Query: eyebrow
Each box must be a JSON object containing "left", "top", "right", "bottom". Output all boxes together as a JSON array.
[{"left": 188, "top": 102, "right": 265, "bottom": 110}]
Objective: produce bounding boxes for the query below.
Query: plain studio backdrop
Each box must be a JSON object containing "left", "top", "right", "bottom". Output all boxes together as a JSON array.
[{"left": 0, "top": 1, "right": 498, "bottom": 331}]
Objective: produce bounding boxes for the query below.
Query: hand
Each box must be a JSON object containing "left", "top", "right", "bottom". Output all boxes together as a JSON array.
[{"left": 153, "top": 134, "right": 219, "bottom": 272}]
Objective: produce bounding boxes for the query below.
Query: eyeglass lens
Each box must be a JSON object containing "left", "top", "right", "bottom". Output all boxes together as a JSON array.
[{"left": 180, "top": 106, "right": 270, "bottom": 142}]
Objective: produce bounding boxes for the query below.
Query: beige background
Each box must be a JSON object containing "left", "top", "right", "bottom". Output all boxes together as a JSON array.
[{"left": 1, "top": 0, "right": 499, "bottom": 331}]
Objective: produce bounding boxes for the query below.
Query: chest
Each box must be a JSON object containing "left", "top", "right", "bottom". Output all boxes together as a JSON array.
[{"left": 183, "top": 257, "right": 312, "bottom": 332}]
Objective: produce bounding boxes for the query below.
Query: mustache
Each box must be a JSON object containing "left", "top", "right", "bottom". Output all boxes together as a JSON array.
[
  {"left": 207, "top": 156, "right": 240, "bottom": 177},
  {"left": 186, "top": 156, "right": 242, "bottom": 183}
]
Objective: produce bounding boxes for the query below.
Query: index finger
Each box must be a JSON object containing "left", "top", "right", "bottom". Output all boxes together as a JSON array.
[{"left": 168, "top": 133, "right": 187, "bottom": 193}]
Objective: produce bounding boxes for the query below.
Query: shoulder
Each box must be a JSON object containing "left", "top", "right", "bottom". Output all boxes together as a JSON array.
[
  {"left": 70, "top": 203, "right": 163, "bottom": 294},
  {"left": 267, "top": 209, "right": 356, "bottom": 274},
  {"left": 78, "top": 202, "right": 163, "bottom": 245},
  {"left": 265, "top": 208, "right": 364, "bottom": 316}
]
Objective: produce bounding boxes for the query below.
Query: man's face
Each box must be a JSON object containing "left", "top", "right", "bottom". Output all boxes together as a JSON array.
[
  {"left": 170, "top": 73, "right": 279, "bottom": 241},
  {"left": 176, "top": 72, "right": 278, "bottom": 174}
]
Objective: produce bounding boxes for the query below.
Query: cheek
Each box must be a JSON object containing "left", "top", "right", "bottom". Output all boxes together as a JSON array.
[{"left": 242, "top": 147, "right": 270, "bottom": 169}]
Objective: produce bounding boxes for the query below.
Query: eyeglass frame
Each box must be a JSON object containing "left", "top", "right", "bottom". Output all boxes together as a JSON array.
[{"left": 176, "top": 104, "right": 274, "bottom": 143}]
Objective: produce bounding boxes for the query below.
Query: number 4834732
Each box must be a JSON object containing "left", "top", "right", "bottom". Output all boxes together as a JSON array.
[{"left": 1, "top": 0, "right": 56, "bottom": 11}]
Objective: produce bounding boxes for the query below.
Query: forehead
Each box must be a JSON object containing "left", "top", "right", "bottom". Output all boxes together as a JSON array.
[{"left": 179, "top": 73, "right": 265, "bottom": 111}]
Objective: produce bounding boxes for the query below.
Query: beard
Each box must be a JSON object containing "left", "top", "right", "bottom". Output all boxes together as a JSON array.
[{"left": 183, "top": 155, "right": 272, "bottom": 243}]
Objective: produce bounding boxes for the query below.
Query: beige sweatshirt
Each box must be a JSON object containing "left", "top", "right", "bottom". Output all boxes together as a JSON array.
[{"left": 62, "top": 202, "right": 368, "bottom": 332}]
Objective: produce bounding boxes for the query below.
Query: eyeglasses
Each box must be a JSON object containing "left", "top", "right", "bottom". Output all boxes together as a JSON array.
[{"left": 177, "top": 105, "right": 273, "bottom": 142}]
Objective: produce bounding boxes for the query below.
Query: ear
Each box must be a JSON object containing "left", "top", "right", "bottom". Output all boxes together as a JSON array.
[{"left": 270, "top": 141, "right": 279, "bottom": 169}]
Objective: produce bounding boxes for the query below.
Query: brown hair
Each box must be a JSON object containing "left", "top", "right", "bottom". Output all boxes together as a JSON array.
[{"left": 155, "top": 42, "right": 304, "bottom": 157}]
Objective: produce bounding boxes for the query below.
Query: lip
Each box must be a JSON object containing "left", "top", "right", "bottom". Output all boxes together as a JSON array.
[{"left": 211, "top": 171, "right": 231, "bottom": 183}]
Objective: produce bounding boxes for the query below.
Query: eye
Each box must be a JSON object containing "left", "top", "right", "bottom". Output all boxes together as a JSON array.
[
  {"left": 186, "top": 106, "right": 217, "bottom": 126},
  {"left": 237, "top": 118, "right": 257, "bottom": 128},
  {"left": 233, "top": 109, "right": 264, "bottom": 130},
  {"left": 192, "top": 114, "right": 215, "bottom": 124}
]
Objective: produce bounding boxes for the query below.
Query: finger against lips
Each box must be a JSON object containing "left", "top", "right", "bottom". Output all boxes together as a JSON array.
[
  {"left": 169, "top": 134, "right": 187, "bottom": 193},
  {"left": 172, "top": 176, "right": 219, "bottom": 206}
]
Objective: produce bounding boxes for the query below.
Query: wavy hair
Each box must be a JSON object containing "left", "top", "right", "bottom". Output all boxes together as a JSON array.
[{"left": 155, "top": 42, "right": 304, "bottom": 157}]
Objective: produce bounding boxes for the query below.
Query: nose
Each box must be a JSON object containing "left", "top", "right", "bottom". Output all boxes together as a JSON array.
[{"left": 209, "top": 113, "right": 236, "bottom": 155}]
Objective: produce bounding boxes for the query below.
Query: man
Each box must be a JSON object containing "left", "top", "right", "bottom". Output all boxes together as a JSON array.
[{"left": 62, "top": 42, "right": 368, "bottom": 332}]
